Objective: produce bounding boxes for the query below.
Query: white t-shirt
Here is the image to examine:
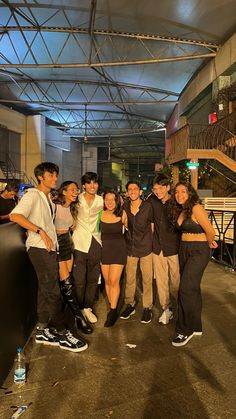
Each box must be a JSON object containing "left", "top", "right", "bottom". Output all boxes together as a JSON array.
[
  {"left": 72, "top": 192, "right": 103, "bottom": 253},
  {"left": 11, "top": 188, "right": 57, "bottom": 251}
]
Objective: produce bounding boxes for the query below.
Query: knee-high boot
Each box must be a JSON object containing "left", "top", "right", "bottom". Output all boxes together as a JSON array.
[{"left": 60, "top": 277, "right": 93, "bottom": 334}]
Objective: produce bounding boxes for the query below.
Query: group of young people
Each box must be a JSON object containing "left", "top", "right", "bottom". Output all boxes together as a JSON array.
[{"left": 9, "top": 161, "right": 217, "bottom": 352}]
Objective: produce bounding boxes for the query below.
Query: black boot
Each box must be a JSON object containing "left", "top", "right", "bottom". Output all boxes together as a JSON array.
[
  {"left": 60, "top": 278, "right": 93, "bottom": 334},
  {"left": 104, "top": 308, "right": 118, "bottom": 327}
]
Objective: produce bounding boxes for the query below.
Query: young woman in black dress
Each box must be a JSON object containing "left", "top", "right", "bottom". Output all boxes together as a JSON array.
[{"left": 100, "top": 191, "right": 127, "bottom": 327}]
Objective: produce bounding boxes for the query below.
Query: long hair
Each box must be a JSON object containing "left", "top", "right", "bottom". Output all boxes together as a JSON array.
[
  {"left": 53, "top": 181, "right": 79, "bottom": 220},
  {"left": 103, "top": 190, "right": 122, "bottom": 217},
  {"left": 168, "top": 182, "right": 201, "bottom": 224}
]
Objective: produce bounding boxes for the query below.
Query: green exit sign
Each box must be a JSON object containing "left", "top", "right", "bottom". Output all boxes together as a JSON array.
[{"left": 186, "top": 162, "right": 199, "bottom": 167}]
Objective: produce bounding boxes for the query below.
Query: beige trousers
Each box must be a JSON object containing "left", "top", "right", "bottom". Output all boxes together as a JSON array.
[
  {"left": 125, "top": 253, "right": 153, "bottom": 308},
  {"left": 153, "top": 251, "right": 180, "bottom": 310}
]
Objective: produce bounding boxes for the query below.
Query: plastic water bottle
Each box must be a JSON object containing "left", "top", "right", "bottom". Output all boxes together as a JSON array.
[{"left": 14, "top": 347, "right": 26, "bottom": 384}]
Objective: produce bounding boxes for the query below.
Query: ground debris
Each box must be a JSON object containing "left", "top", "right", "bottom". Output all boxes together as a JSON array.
[
  {"left": 105, "top": 410, "right": 113, "bottom": 418},
  {"left": 10, "top": 404, "right": 31, "bottom": 419},
  {"left": 126, "top": 343, "right": 137, "bottom": 348}
]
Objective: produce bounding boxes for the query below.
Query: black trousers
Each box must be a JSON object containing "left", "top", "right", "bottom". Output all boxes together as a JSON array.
[
  {"left": 73, "top": 237, "right": 101, "bottom": 309},
  {"left": 176, "top": 241, "right": 210, "bottom": 336},
  {"left": 28, "top": 247, "right": 65, "bottom": 331}
]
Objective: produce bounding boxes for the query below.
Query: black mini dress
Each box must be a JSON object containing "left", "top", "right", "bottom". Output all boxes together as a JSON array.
[{"left": 100, "top": 220, "right": 127, "bottom": 265}]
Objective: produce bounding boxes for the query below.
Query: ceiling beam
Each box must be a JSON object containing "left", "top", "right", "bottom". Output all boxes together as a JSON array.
[
  {"left": 0, "top": 99, "right": 177, "bottom": 105},
  {"left": 1, "top": 26, "right": 219, "bottom": 49},
  {"left": 64, "top": 130, "right": 165, "bottom": 138},
  {"left": 0, "top": 79, "right": 179, "bottom": 96},
  {"left": 0, "top": 53, "right": 216, "bottom": 68}
]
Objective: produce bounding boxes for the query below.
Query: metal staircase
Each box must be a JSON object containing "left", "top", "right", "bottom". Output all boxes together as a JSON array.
[
  {"left": 168, "top": 111, "right": 236, "bottom": 173},
  {"left": 189, "top": 111, "right": 236, "bottom": 162},
  {"left": 0, "top": 155, "right": 36, "bottom": 186}
]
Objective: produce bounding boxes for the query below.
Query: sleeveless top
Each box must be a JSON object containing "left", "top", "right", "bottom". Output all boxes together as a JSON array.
[
  {"left": 177, "top": 218, "right": 205, "bottom": 234},
  {"left": 100, "top": 219, "right": 124, "bottom": 240},
  {"left": 55, "top": 204, "right": 73, "bottom": 230},
  {"left": 100, "top": 220, "right": 126, "bottom": 265}
]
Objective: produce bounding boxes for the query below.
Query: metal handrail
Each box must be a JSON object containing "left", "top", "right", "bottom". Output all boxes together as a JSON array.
[
  {"left": 169, "top": 111, "right": 236, "bottom": 162},
  {"left": 0, "top": 154, "right": 37, "bottom": 186},
  {"left": 208, "top": 209, "right": 236, "bottom": 271}
]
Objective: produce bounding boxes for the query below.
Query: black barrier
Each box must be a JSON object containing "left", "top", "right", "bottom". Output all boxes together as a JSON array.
[
  {"left": 208, "top": 210, "right": 236, "bottom": 271},
  {"left": 0, "top": 223, "right": 37, "bottom": 386}
]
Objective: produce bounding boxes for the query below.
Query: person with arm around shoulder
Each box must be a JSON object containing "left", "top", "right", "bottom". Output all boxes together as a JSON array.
[
  {"left": 54, "top": 181, "right": 93, "bottom": 334},
  {"left": 120, "top": 180, "right": 153, "bottom": 324},
  {"left": 169, "top": 182, "right": 218, "bottom": 347},
  {"left": 10, "top": 162, "right": 87, "bottom": 353},
  {"left": 147, "top": 174, "right": 180, "bottom": 325},
  {"left": 72, "top": 172, "right": 103, "bottom": 324},
  {"left": 100, "top": 190, "right": 127, "bottom": 327}
]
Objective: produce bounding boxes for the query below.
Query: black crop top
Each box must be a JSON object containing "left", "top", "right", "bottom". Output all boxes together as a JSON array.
[{"left": 177, "top": 218, "right": 205, "bottom": 234}]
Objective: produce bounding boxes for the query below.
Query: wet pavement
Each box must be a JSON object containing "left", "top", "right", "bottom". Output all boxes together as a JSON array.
[{"left": 1, "top": 262, "right": 236, "bottom": 419}]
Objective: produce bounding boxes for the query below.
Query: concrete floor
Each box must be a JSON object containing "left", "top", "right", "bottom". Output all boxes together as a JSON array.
[{"left": 1, "top": 262, "right": 236, "bottom": 419}]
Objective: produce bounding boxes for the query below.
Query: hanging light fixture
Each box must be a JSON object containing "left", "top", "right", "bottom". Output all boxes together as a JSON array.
[{"left": 84, "top": 104, "right": 88, "bottom": 143}]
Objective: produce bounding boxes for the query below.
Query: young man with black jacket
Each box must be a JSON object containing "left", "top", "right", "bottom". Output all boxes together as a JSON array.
[
  {"left": 147, "top": 174, "right": 180, "bottom": 324},
  {"left": 120, "top": 181, "right": 153, "bottom": 324}
]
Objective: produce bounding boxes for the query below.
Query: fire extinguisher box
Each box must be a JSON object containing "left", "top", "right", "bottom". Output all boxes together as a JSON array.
[{"left": 208, "top": 112, "right": 218, "bottom": 124}]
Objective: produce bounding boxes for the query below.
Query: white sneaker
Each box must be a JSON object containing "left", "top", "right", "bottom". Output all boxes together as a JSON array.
[
  {"left": 159, "top": 308, "right": 173, "bottom": 325},
  {"left": 83, "top": 308, "right": 97, "bottom": 323}
]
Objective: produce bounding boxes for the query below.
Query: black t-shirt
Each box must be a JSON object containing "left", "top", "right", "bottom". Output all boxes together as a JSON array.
[
  {"left": 147, "top": 193, "right": 180, "bottom": 257},
  {"left": 0, "top": 195, "right": 16, "bottom": 224},
  {"left": 123, "top": 199, "right": 153, "bottom": 258}
]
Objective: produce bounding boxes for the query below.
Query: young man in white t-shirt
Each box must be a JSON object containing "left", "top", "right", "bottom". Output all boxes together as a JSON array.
[
  {"left": 72, "top": 172, "right": 103, "bottom": 323},
  {"left": 10, "top": 162, "right": 87, "bottom": 352}
]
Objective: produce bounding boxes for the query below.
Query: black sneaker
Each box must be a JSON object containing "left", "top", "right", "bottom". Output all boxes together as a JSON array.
[
  {"left": 172, "top": 333, "right": 194, "bottom": 347},
  {"left": 35, "top": 327, "right": 60, "bottom": 346},
  {"left": 141, "top": 308, "right": 152, "bottom": 324},
  {"left": 120, "top": 304, "right": 135, "bottom": 319},
  {"left": 59, "top": 331, "right": 88, "bottom": 352},
  {"left": 104, "top": 309, "right": 118, "bottom": 327}
]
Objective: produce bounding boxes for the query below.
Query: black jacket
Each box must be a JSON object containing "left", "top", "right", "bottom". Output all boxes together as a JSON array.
[
  {"left": 123, "top": 199, "right": 153, "bottom": 258},
  {"left": 147, "top": 194, "right": 180, "bottom": 257}
]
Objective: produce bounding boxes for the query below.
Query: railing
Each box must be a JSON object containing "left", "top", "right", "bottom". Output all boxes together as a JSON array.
[
  {"left": 0, "top": 154, "right": 36, "bottom": 186},
  {"left": 189, "top": 112, "right": 236, "bottom": 161},
  {"left": 168, "top": 125, "right": 189, "bottom": 161},
  {"left": 169, "top": 111, "right": 236, "bottom": 163},
  {"left": 207, "top": 209, "right": 236, "bottom": 271}
]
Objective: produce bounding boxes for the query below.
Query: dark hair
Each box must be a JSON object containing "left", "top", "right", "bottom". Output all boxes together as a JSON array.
[
  {"left": 4, "top": 182, "right": 19, "bottom": 193},
  {"left": 153, "top": 174, "right": 170, "bottom": 187},
  {"left": 34, "top": 162, "right": 59, "bottom": 184},
  {"left": 23, "top": 185, "right": 33, "bottom": 192},
  {"left": 125, "top": 180, "right": 142, "bottom": 191},
  {"left": 81, "top": 172, "right": 98, "bottom": 185},
  {"left": 103, "top": 190, "right": 122, "bottom": 217},
  {"left": 53, "top": 181, "right": 79, "bottom": 220},
  {"left": 168, "top": 182, "right": 201, "bottom": 223}
]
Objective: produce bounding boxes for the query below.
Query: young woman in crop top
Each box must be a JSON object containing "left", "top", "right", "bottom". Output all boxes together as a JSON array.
[
  {"left": 169, "top": 182, "right": 218, "bottom": 347},
  {"left": 54, "top": 181, "right": 93, "bottom": 334},
  {"left": 100, "top": 190, "right": 127, "bottom": 327}
]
